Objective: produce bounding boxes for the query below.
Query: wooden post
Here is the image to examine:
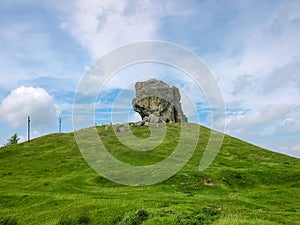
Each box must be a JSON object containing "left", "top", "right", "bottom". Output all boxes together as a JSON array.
[
  {"left": 59, "top": 117, "right": 61, "bottom": 133},
  {"left": 28, "top": 116, "right": 30, "bottom": 142}
]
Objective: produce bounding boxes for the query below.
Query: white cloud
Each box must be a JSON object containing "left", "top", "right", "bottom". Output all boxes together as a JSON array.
[
  {"left": 18, "top": 135, "right": 27, "bottom": 143},
  {"left": 231, "top": 74, "right": 256, "bottom": 95},
  {"left": 209, "top": 1, "right": 300, "bottom": 96},
  {"left": 128, "top": 112, "right": 141, "bottom": 122},
  {"left": 64, "top": 0, "right": 175, "bottom": 59},
  {"left": 59, "top": 22, "right": 67, "bottom": 29},
  {"left": 274, "top": 115, "right": 300, "bottom": 134},
  {"left": 227, "top": 104, "right": 290, "bottom": 129},
  {"left": 291, "top": 144, "right": 300, "bottom": 151},
  {"left": 263, "top": 57, "right": 300, "bottom": 93},
  {"left": 0, "top": 86, "right": 61, "bottom": 128}
]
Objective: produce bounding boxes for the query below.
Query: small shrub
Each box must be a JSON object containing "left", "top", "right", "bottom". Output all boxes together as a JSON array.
[
  {"left": 78, "top": 213, "right": 91, "bottom": 224},
  {"left": 110, "top": 214, "right": 123, "bottom": 225},
  {"left": 57, "top": 216, "right": 75, "bottom": 225},
  {"left": 135, "top": 209, "right": 149, "bottom": 222},
  {"left": 116, "top": 209, "right": 149, "bottom": 225},
  {"left": 176, "top": 206, "right": 221, "bottom": 225},
  {"left": 93, "top": 176, "right": 118, "bottom": 187},
  {"left": 202, "top": 206, "right": 221, "bottom": 218},
  {"left": 0, "top": 217, "right": 18, "bottom": 225},
  {"left": 220, "top": 170, "right": 257, "bottom": 189}
]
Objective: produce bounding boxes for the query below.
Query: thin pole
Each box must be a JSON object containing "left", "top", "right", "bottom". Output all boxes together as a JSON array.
[
  {"left": 28, "top": 116, "right": 30, "bottom": 142},
  {"left": 59, "top": 117, "right": 61, "bottom": 133}
]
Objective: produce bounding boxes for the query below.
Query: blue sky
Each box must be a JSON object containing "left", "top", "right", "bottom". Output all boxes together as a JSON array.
[{"left": 0, "top": 0, "right": 299, "bottom": 158}]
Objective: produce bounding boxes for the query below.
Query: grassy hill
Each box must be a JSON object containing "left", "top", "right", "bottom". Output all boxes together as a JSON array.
[{"left": 0, "top": 123, "right": 299, "bottom": 225}]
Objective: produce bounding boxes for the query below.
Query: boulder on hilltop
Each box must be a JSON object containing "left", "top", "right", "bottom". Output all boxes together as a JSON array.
[{"left": 132, "top": 79, "right": 188, "bottom": 123}]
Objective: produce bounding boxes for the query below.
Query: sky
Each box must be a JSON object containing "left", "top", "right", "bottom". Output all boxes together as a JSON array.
[{"left": 0, "top": 0, "right": 299, "bottom": 158}]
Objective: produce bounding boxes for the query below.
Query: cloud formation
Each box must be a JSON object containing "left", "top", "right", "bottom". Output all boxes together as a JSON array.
[
  {"left": 63, "top": 0, "right": 179, "bottom": 59},
  {"left": 0, "top": 86, "right": 61, "bottom": 128},
  {"left": 227, "top": 104, "right": 290, "bottom": 129}
]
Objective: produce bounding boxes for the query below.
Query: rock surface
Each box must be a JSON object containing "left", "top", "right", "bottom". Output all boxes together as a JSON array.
[{"left": 132, "top": 79, "right": 188, "bottom": 123}]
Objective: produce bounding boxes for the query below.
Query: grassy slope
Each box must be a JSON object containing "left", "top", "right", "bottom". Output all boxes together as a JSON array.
[{"left": 0, "top": 123, "right": 299, "bottom": 225}]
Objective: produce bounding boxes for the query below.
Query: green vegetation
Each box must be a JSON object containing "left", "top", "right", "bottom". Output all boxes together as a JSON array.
[
  {"left": 4, "top": 133, "right": 20, "bottom": 146},
  {"left": 0, "top": 123, "right": 299, "bottom": 224}
]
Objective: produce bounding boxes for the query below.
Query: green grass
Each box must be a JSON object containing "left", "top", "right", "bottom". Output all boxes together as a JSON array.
[{"left": 0, "top": 123, "right": 299, "bottom": 224}]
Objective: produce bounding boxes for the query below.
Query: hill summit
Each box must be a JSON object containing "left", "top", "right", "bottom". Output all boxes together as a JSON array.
[{"left": 0, "top": 123, "right": 299, "bottom": 224}]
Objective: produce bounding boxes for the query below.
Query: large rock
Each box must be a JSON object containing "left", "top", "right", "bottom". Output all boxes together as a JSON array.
[{"left": 132, "top": 79, "right": 188, "bottom": 123}]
